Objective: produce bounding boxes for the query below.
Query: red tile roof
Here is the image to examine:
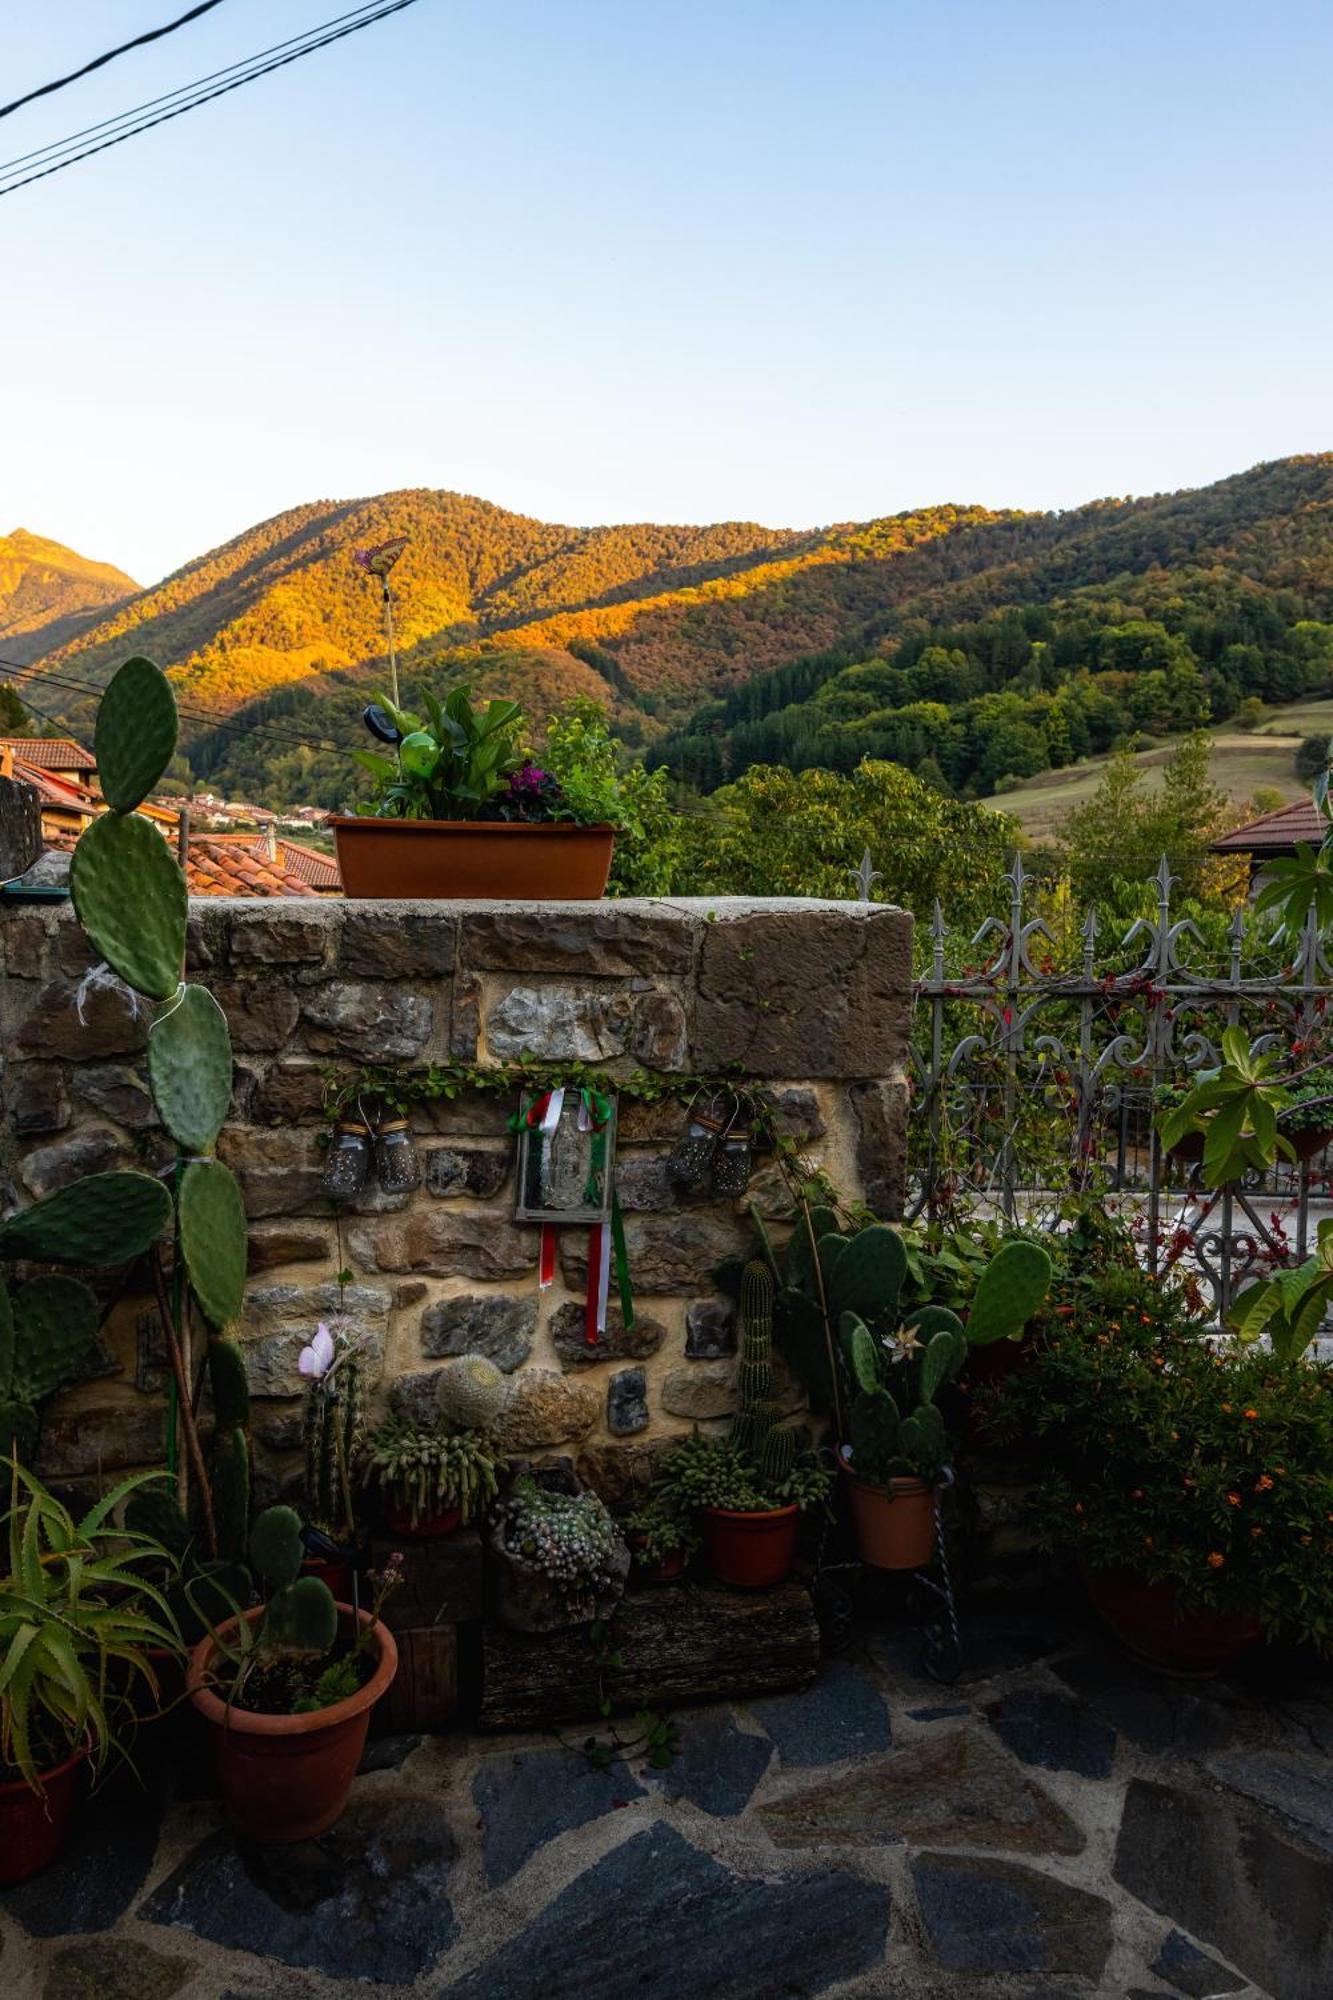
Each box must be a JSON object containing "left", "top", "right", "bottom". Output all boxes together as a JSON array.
[
  {"left": 0, "top": 736, "right": 95, "bottom": 771},
  {"left": 41, "top": 821, "right": 326, "bottom": 898},
  {"left": 1211, "top": 799, "right": 1324, "bottom": 854}
]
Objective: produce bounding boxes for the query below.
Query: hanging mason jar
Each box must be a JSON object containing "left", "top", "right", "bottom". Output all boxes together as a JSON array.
[
  {"left": 322, "top": 1119, "right": 373, "bottom": 1202},
  {"left": 666, "top": 1099, "right": 725, "bottom": 1194},
  {"left": 376, "top": 1116, "right": 421, "bottom": 1194},
  {"left": 711, "top": 1104, "right": 754, "bottom": 1198}
]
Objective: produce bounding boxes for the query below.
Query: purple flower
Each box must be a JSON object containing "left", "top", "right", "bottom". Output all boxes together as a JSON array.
[{"left": 298, "top": 1322, "right": 336, "bottom": 1380}]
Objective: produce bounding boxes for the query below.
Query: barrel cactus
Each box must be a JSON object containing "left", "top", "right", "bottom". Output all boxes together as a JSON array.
[{"left": 435, "top": 1353, "right": 509, "bottom": 1432}]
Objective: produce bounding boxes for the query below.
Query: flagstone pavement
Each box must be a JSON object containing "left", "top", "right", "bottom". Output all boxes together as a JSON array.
[{"left": 4, "top": 1595, "right": 1332, "bottom": 2000}]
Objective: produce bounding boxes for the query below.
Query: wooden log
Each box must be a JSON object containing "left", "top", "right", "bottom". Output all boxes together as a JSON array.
[
  {"left": 372, "top": 1528, "right": 484, "bottom": 1630},
  {"left": 379, "top": 1624, "right": 461, "bottom": 1733},
  {"left": 479, "top": 1577, "right": 820, "bottom": 1731},
  {"left": 0, "top": 775, "right": 41, "bottom": 882}
]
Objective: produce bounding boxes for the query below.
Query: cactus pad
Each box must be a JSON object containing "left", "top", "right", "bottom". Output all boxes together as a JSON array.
[
  {"left": 149, "top": 985, "right": 233, "bottom": 1153},
  {"left": 179, "top": 1159, "right": 247, "bottom": 1328},
  {"left": 262, "top": 1576, "right": 339, "bottom": 1658},
  {"left": 212, "top": 1426, "right": 251, "bottom": 1562},
  {"left": 250, "top": 1504, "right": 304, "bottom": 1588},
  {"left": 919, "top": 1324, "right": 966, "bottom": 1404},
  {"left": 9, "top": 1275, "right": 100, "bottom": 1404},
  {"left": 849, "top": 1385, "right": 900, "bottom": 1476},
  {"left": 208, "top": 1337, "right": 250, "bottom": 1432},
  {"left": 829, "top": 1223, "right": 907, "bottom": 1325},
  {"left": 0, "top": 1170, "right": 172, "bottom": 1266},
  {"left": 965, "top": 1239, "right": 1053, "bottom": 1347},
  {"left": 0, "top": 1398, "right": 37, "bottom": 1457},
  {"left": 70, "top": 809, "right": 187, "bottom": 1000},
  {"left": 846, "top": 1313, "right": 882, "bottom": 1394},
  {"left": 94, "top": 656, "right": 179, "bottom": 813}
]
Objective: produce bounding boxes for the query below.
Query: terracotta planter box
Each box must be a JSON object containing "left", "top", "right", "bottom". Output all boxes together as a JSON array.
[
  {"left": 383, "top": 1501, "right": 461, "bottom": 1540},
  {"left": 332, "top": 817, "right": 615, "bottom": 900},
  {"left": 188, "top": 1605, "right": 398, "bottom": 1843},
  {"left": 0, "top": 1750, "right": 83, "bottom": 1886},
  {"left": 1086, "top": 1567, "right": 1261, "bottom": 1677}
]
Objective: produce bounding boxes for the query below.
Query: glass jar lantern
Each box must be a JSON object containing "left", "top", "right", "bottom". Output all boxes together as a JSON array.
[
  {"left": 376, "top": 1116, "right": 421, "bottom": 1194},
  {"left": 322, "top": 1119, "right": 373, "bottom": 1202}
]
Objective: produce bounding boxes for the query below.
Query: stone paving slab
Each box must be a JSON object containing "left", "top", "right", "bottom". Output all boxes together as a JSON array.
[{"left": 0, "top": 1619, "right": 1315, "bottom": 1999}]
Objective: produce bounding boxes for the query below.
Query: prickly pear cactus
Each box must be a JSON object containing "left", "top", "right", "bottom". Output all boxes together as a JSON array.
[
  {"left": 70, "top": 809, "right": 187, "bottom": 999},
  {"left": 178, "top": 1158, "right": 247, "bottom": 1329},
  {"left": 0, "top": 1170, "right": 172, "bottom": 1266},
  {"left": 250, "top": 1505, "right": 338, "bottom": 1658},
  {"left": 250, "top": 1504, "right": 304, "bottom": 1587},
  {"left": 829, "top": 1224, "right": 907, "bottom": 1325},
  {"left": 148, "top": 985, "right": 233, "bottom": 1154},
  {"left": 94, "top": 655, "right": 179, "bottom": 813},
  {"left": 0, "top": 1275, "right": 101, "bottom": 1453},
  {"left": 965, "top": 1239, "right": 1053, "bottom": 1347}
]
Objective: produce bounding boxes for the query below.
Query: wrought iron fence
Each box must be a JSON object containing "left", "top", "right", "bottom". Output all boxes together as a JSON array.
[{"left": 906, "top": 853, "right": 1333, "bottom": 1319}]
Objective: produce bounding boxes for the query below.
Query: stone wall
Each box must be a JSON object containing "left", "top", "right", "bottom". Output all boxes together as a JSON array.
[{"left": 0, "top": 896, "right": 912, "bottom": 1506}]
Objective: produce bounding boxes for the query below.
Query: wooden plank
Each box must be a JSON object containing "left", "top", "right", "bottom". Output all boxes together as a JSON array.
[
  {"left": 479, "top": 1578, "right": 820, "bottom": 1731},
  {"left": 372, "top": 1529, "right": 484, "bottom": 1631},
  {"left": 380, "top": 1625, "right": 461, "bottom": 1733}
]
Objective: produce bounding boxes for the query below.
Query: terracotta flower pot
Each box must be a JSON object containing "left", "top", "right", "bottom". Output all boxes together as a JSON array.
[
  {"left": 628, "top": 1536, "right": 686, "bottom": 1587},
  {"left": 1086, "top": 1567, "right": 1261, "bottom": 1677},
  {"left": 383, "top": 1500, "right": 460, "bottom": 1540},
  {"left": 702, "top": 1505, "right": 799, "bottom": 1588},
  {"left": 843, "top": 1471, "right": 936, "bottom": 1570},
  {"left": 331, "top": 818, "right": 615, "bottom": 901},
  {"left": 0, "top": 1751, "right": 83, "bottom": 1886},
  {"left": 1167, "top": 1130, "right": 1206, "bottom": 1164},
  {"left": 187, "top": 1606, "right": 398, "bottom": 1843},
  {"left": 1289, "top": 1125, "right": 1333, "bottom": 1162},
  {"left": 301, "top": 1553, "right": 356, "bottom": 1603}
]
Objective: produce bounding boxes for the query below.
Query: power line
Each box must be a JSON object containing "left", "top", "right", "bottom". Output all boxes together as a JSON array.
[
  {"left": 0, "top": 2, "right": 230, "bottom": 122},
  {"left": 0, "top": 4, "right": 404, "bottom": 178},
  {"left": 0, "top": 0, "right": 424, "bottom": 197}
]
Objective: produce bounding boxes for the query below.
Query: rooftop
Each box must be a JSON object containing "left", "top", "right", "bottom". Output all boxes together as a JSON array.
[{"left": 1211, "top": 797, "right": 1324, "bottom": 854}]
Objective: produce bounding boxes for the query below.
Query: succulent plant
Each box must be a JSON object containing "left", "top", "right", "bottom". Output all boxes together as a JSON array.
[
  {"left": 435, "top": 1353, "right": 509, "bottom": 1432},
  {"left": 360, "top": 1417, "right": 502, "bottom": 1527},
  {"left": 729, "top": 1261, "right": 797, "bottom": 1492},
  {"left": 301, "top": 1322, "right": 364, "bottom": 1541},
  {"left": 496, "top": 1478, "right": 624, "bottom": 1599}
]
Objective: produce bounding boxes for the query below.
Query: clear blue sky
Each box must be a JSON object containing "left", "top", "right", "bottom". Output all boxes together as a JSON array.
[{"left": 3, "top": 0, "right": 1331, "bottom": 585}]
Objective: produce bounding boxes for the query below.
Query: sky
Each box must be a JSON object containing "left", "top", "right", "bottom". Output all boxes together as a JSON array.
[{"left": 2, "top": 0, "right": 1332, "bottom": 586}]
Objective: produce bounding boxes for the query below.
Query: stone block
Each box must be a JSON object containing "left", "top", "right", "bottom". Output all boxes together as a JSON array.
[
  {"left": 3, "top": 909, "right": 51, "bottom": 979},
  {"left": 458, "top": 905, "right": 695, "bottom": 977},
  {"left": 247, "top": 1223, "right": 335, "bottom": 1272},
  {"left": 449, "top": 969, "right": 482, "bottom": 1059},
  {"left": 660, "top": 1360, "right": 736, "bottom": 1420},
  {"left": 497, "top": 1369, "right": 600, "bottom": 1450},
  {"left": 694, "top": 903, "right": 913, "bottom": 1078},
  {"left": 618, "top": 1098, "right": 686, "bottom": 1144},
  {"left": 911, "top": 1851, "right": 1112, "bottom": 1978},
  {"left": 40, "top": 1937, "right": 191, "bottom": 2000},
  {"left": 423, "top": 1145, "right": 511, "bottom": 1199},
  {"left": 71, "top": 1062, "right": 155, "bottom": 1128},
  {"left": 251, "top": 1061, "right": 329, "bottom": 1124},
  {"left": 767, "top": 1085, "right": 826, "bottom": 1140},
  {"left": 420, "top": 1293, "right": 537, "bottom": 1371},
  {"left": 212, "top": 979, "right": 302, "bottom": 1055},
  {"left": 628, "top": 988, "right": 688, "bottom": 1070},
  {"left": 12, "top": 978, "right": 147, "bottom": 1060},
  {"left": 6, "top": 1063, "right": 69, "bottom": 1135},
  {"left": 349, "top": 1209, "right": 539, "bottom": 1279},
  {"left": 485, "top": 983, "right": 635, "bottom": 1062},
  {"left": 35, "top": 1401, "right": 166, "bottom": 1477},
  {"left": 561, "top": 1209, "right": 759, "bottom": 1295},
  {"left": 686, "top": 1298, "right": 736, "bottom": 1357},
  {"left": 339, "top": 908, "right": 457, "bottom": 978},
  {"left": 301, "top": 981, "right": 434, "bottom": 1060},
  {"left": 238, "top": 1282, "right": 389, "bottom": 1395},
  {"left": 219, "top": 1127, "right": 326, "bottom": 1218},
  {"left": 607, "top": 1367, "right": 649, "bottom": 1435},
  {"left": 411, "top": 1089, "right": 512, "bottom": 1137},
  {"left": 549, "top": 1300, "right": 665, "bottom": 1370},
  {"left": 851, "top": 1075, "right": 909, "bottom": 1218},
  {"left": 20, "top": 1125, "right": 126, "bottom": 1198},
  {"left": 613, "top": 1156, "right": 679, "bottom": 1212},
  {"left": 229, "top": 907, "right": 333, "bottom": 965},
  {"left": 575, "top": 1436, "right": 681, "bottom": 1508}
]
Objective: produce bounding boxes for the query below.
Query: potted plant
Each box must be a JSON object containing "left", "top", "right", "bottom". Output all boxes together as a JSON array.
[
  {"left": 360, "top": 1416, "right": 503, "bottom": 1538},
  {"left": 763, "top": 1206, "right": 1050, "bottom": 1568},
  {"left": 621, "top": 1492, "right": 700, "bottom": 1586},
  {"left": 298, "top": 1322, "right": 366, "bottom": 1600},
  {"left": 489, "top": 1477, "right": 631, "bottom": 1632},
  {"left": 187, "top": 1506, "right": 400, "bottom": 1842},
  {"left": 331, "top": 685, "right": 620, "bottom": 899},
  {"left": 987, "top": 1256, "right": 1333, "bottom": 1673},
  {"left": 1277, "top": 1070, "right": 1333, "bottom": 1160},
  {"left": 1, "top": 1463, "right": 185, "bottom": 1885}
]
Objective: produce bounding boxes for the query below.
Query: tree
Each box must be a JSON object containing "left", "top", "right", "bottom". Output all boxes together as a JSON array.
[
  {"left": 0, "top": 684, "right": 29, "bottom": 733},
  {"left": 1057, "top": 733, "right": 1244, "bottom": 907},
  {"left": 1235, "top": 696, "right": 1265, "bottom": 729},
  {"left": 1296, "top": 734, "right": 1332, "bottom": 784}
]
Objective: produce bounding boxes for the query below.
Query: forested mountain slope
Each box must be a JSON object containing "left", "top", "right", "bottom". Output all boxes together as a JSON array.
[{"left": 0, "top": 530, "right": 138, "bottom": 667}]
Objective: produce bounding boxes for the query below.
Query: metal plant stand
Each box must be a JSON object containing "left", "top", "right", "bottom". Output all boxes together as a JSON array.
[{"left": 812, "top": 1469, "right": 964, "bottom": 1684}]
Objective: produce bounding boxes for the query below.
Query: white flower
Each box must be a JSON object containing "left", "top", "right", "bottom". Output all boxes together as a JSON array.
[{"left": 298, "top": 1322, "right": 336, "bottom": 1380}]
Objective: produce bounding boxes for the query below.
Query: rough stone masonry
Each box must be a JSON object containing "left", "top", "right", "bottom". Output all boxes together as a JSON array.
[{"left": 0, "top": 896, "right": 913, "bottom": 1507}]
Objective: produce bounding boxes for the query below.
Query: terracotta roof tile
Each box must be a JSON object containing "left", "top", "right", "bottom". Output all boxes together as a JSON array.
[
  {"left": 0, "top": 736, "right": 95, "bottom": 770},
  {"left": 39, "top": 817, "right": 322, "bottom": 898},
  {"left": 1211, "top": 799, "right": 1324, "bottom": 853}
]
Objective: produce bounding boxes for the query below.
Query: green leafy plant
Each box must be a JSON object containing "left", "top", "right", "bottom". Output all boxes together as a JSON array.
[
  {"left": 622, "top": 1493, "right": 699, "bottom": 1570},
  {"left": 1157, "top": 1028, "right": 1296, "bottom": 1188},
  {"left": 1228, "top": 1217, "right": 1333, "bottom": 1361},
  {"left": 987, "top": 1260, "right": 1333, "bottom": 1652},
  {"left": 360, "top": 1418, "right": 502, "bottom": 1527},
  {"left": 353, "top": 686, "right": 526, "bottom": 820},
  {"left": 494, "top": 1477, "right": 626, "bottom": 1610},
  {"left": 0, "top": 1461, "right": 185, "bottom": 1791}
]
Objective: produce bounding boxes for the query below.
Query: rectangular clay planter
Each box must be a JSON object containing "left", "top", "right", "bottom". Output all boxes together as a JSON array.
[{"left": 331, "top": 818, "right": 615, "bottom": 900}]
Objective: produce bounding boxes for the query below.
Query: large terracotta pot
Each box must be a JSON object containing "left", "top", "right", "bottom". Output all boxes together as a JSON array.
[
  {"left": 188, "top": 1606, "right": 398, "bottom": 1843},
  {"left": 0, "top": 1751, "right": 83, "bottom": 1886},
  {"left": 332, "top": 818, "right": 615, "bottom": 901},
  {"left": 843, "top": 1471, "right": 936, "bottom": 1570},
  {"left": 702, "top": 1505, "right": 799, "bottom": 1588},
  {"left": 1086, "top": 1567, "right": 1261, "bottom": 1677}
]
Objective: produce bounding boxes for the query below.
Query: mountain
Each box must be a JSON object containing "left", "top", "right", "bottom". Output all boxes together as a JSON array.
[
  {"left": 15, "top": 457, "right": 1333, "bottom": 810},
  {"left": 0, "top": 529, "right": 138, "bottom": 668}
]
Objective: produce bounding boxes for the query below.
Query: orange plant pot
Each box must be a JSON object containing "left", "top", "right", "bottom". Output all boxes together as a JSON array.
[
  {"left": 188, "top": 1606, "right": 398, "bottom": 1843},
  {"left": 843, "top": 1472, "right": 936, "bottom": 1571},
  {"left": 331, "top": 818, "right": 615, "bottom": 901},
  {"left": 702, "top": 1505, "right": 799, "bottom": 1588},
  {"left": 0, "top": 1751, "right": 83, "bottom": 1886},
  {"left": 383, "top": 1501, "right": 461, "bottom": 1540}
]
